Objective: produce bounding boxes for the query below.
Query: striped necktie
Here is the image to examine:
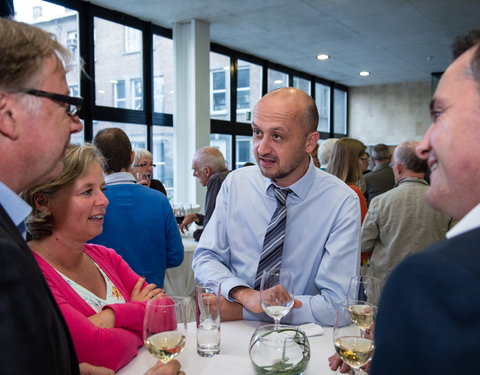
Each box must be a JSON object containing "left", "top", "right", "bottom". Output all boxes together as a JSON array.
[{"left": 254, "top": 185, "right": 292, "bottom": 290}]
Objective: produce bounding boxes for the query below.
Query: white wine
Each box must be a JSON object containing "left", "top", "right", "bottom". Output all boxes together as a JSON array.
[
  {"left": 145, "top": 331, "right": 186, "bottom": 362},
  {"left": 262, "top": 300, "right": 294, "bottom": 320},
  {"left": 334, "top": 336, "right": 374, "bottom": 368},
  {"left": 348, "top": 304, "right": 374, "bottom": 330}
]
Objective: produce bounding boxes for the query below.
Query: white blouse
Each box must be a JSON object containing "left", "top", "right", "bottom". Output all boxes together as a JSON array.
[{"left": 57, "top": 260, "right": 125, "bottom": 312}]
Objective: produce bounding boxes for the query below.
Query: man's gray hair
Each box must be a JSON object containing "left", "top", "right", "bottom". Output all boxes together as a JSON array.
[
  {"left": 394, "top": 141, "right": 428, "bottom": 173},
  {"left": 194, "top": 147, "right": 226, "bottom": 172}
]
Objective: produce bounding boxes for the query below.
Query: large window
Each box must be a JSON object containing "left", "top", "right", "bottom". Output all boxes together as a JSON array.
[
  {"left": 94, "top": 18, "right": 143, "bottom": 110},
  {"left": 210, "top": 52, "right": 231, "bottom": 120},
  {"left": 333, "top": 88, "right": 347, "bottom": 135},
  {"left": 16, "top": 0, "right": 348, "bottom": 197},
  {"left": 293, "top": 76, "right": 311, "bottom": 95},
  {"left": 236, "top": 136, "right": 255, "bottom": 168},
  {"left": 152, "top": 126, "right": 174, "bottom": 199},
  {"left": 14, "top": 0, "right": 85, "bottom": 142},
  {"left": 153, "top": 34, "right": 174, "bottom": 114},
  {"left": 210, "top": 134, "right": 232, "bottom": 169},
  {"left": 316, "top": 83, "right": 331, "bottom": 133},
  {"left": 268, "top": 69, "right": 288, "bottom": 92}
]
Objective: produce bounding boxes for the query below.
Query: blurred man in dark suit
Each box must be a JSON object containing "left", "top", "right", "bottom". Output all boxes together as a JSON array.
[{"left": 372, "top": 29, "right": 480, "bottom": 375}]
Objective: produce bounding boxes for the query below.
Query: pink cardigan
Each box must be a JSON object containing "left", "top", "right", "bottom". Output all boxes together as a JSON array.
[{"left": 33, "top": 243, "right": 147, "bottom": 371}]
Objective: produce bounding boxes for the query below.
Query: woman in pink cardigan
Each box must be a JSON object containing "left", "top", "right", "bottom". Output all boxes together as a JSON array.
[{"left": 22, "top": 144, "right": 165, "bottom": 372}]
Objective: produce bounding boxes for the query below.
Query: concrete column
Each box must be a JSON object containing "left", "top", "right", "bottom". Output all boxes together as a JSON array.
[{"left": 173, "top": 19, "right": 210, "bottom": 209}]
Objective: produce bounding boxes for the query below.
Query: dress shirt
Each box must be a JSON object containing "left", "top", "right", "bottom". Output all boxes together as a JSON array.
[
  {"left": 192, "top": 162, "right": 361, "bottom": 326},
  {"left": 446, "top": 202, "right": 480, "bottom": 239},
  {"left": 0, "top": 181, "right": 31, "bottom": 238}
]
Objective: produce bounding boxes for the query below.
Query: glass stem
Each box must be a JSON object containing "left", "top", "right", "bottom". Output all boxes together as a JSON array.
[{"left": 274, "top": 318, "right": 280, "bottom": 330}]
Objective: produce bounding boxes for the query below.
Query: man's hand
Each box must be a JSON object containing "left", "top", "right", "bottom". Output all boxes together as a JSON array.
[
  {"left": 79, "top": 363, "right": 114, "bottom": 375},
  {"left": 179, "top": 213, "right": 198, "bottom": 234},
  {"left": 328, "top": 353, "right": 351, "bottom": 373},
  {"left": 229, "top": 286, "right": 302, "bottom": 314},
  {"left": 218, "top": 296, "right": 243, "bottom": 321},
  {"left": 145, "top": 360, "right": 185, "bottom": 375}
]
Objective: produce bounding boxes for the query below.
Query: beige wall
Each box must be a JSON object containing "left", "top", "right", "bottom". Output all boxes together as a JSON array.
[{"left": 349, "top": 81, "right": 432, "bottom": 146}]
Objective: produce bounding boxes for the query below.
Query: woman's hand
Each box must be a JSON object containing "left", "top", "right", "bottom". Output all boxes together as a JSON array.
[{"left": 130, "top": 277, "right": 166, "bottom": 302}]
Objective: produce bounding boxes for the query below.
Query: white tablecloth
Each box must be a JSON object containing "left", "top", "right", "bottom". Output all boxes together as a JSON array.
[
  {"left": 163, "top": 235, "right": 198, "bottom": 321},
  {"left": 118, "top": 320, "right": 335, "bottom": 375}
]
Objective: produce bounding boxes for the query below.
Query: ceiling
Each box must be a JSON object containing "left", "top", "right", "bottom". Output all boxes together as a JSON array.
[{"left": 84, "top": 0, "right": 480, "bottom": 87}]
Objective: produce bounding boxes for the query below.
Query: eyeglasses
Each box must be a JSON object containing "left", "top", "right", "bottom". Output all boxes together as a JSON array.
[
  {"left": 16, "top": 88, "right": 83, "bottom": 117},
  {"left": 389, "top": 162, "right": 401, "bottom": 168},
  {"left": 134, "top": 163, "right": 156, "bottom": 168}
]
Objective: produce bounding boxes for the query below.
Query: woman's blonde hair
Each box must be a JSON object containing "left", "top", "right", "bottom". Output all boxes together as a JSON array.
[
  {"left": 327, "top": 138, "right": 366, "bottom": 185},
  {"left": 22, "top": 144, "right": 105, "bottom": 240}
]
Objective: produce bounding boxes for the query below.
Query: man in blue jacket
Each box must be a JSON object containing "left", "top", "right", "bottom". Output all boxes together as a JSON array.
[{"left": 92, "top": 127, "right": 183, "bottom": 287}]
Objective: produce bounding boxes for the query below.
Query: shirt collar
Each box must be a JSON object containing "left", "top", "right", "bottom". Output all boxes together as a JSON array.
[
  {"left": 395, "top": 177, "right": 428, "bottom": 188},
  {"left": 262, "top": 158, "right": 316, "bottom": 201},
  {"left": 0, "top": 181, "right": 32, "bottom": 228},
  {"left": 104, "top": 172, "right": 136, "bottom": 186},
  {"left": 446, "top": 202, "right": 480, "bottom": 239}
]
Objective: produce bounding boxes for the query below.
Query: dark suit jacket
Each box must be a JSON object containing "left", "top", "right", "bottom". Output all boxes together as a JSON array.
[
  {"left": 364, "top": 163, "right": 395, "bottom": 203},
  {"left": 0, "top": 205, "right": 78, "bottom": 374},
  {"left": 371, "top": 227, "right": 480, "bottom": 375},
  {"left": 193, "top": 169, "right": 230, "bottom": 241}
]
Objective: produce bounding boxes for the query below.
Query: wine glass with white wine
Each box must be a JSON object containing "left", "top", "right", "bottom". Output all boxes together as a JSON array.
[
  {"left": 333, "top": 304, "right": 375, "bottom": 375},
  {"left": 347, "top": 276, "right": 380, "bottom": 338},
  {"left": 260, "top": 267, "right": 294, "bottom": 329},
  {"left": 143, "top": 296, "right": 187, "bottom": 364}
]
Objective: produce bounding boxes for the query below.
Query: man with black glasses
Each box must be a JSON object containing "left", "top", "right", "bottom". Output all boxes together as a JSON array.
[
  {"left": 0, "top": 17, "right": 83, "bottom": 374},
  {"left": 0, "top": 18, "right": 184, "bottom": 375}
]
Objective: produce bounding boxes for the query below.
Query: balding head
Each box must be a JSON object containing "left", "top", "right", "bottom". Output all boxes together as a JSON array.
[{"left": 254, "top": 88, "right": 319, "bottom": 135}]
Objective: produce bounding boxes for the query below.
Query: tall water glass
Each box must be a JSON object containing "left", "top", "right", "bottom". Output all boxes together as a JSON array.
[{"left": 195, "top": 280, "right": 221, "bottom": 357}]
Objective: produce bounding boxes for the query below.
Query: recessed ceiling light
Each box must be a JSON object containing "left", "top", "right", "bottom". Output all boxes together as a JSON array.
[
  {"left": 316, "top": 54, "right": 330, "bottom": 60},
  {"left": 273, "top": 79, "right": 283, "bottom": 84},
  {"left": 359, "top": 71, "right": 370, "bottom": 77}
]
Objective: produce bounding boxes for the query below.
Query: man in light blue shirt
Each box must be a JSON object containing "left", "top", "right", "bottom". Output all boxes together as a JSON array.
[{"left": 192, "top": 88, "right": 361, "bottom": 326}]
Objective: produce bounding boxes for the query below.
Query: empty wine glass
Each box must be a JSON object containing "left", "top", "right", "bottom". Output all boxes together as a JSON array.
[
  {"left": 143, "top": 296, "right": 187, "bottom": 364},
  {"left": 333, "top": 304, "right": 375, "bottom": 375},
  {"left": 347, "top": 276, "right": 381, "bottom": 306},
  {"left": 260, "top": 267, "right": 294, "bottom": 329}
]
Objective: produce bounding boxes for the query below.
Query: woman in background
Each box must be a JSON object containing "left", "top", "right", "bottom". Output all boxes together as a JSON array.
[
  {"left": 327, "top": 137, "right": 368, "bottom": 222},
  {"left": 23, "top": 144, "right": 164, "bottom": 372},
  {"left": 132, "top": 148, "right": 167, "bottom": 195}
]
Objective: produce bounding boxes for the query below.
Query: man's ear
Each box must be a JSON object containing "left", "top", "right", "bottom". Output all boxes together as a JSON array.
[
  {"left": 130, "top": 151, "right": 135, "bottom": 165},
  {"left": 0, "top": 93, "right": 20, "bottom": 140},
  {"left": 204, "top": 166, "right": 212, "bottom": 178},
  {"left": 305, "top": 131, "right": 320, "bottom": 154}
]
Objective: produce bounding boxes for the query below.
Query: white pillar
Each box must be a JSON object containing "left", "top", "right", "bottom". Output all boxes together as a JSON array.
[{"left": 173, "top": 19, "right": 210, "bottom": 209}]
